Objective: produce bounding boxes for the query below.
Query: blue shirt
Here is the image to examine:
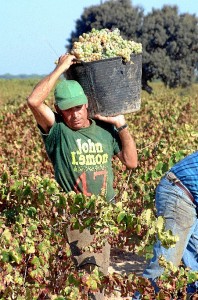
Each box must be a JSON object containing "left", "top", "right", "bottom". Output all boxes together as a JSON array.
[{"left": 170, "top": 151, "right": 198, "bottom": 204}]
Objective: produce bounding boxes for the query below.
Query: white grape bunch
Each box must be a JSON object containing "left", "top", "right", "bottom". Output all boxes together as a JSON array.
[{"left": 70, "top": 28, "right": 142, "bottom": 62}]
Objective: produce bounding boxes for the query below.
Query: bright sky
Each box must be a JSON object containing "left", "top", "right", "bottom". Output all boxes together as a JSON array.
[{"left": 1, "top": 0, "right": 197, "bottom": 75}]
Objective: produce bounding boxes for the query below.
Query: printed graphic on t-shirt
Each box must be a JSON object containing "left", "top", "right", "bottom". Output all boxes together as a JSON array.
[
  {"left": 71, "top": 138, "right": 109, "bottom": 172},
  {"left": 71, "top": 138, "right": 109, "bottom": 196}
]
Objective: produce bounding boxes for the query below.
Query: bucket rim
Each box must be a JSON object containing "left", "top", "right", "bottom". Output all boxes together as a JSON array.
[
  {"left": 76, "top": 56, "right": 121, "bottom": 66},
  {"left": 74, "top": 53, "right": 142, "bottom": 66}
]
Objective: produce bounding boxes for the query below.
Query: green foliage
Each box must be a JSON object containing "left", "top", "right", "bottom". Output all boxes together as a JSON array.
[
  {"left": 156, "top": 257, "right": 198, "bottom": 298},
  {"left": 67, "top": 0, "right": 143, "bottom": 49},
  {"left": 0, "top": 80, "right": 198, "bottom": 298},
  {"left": 0, "top": 78, "right": 39, "bottom": 108},
  {"left": 141, "top": 6, "right": 198, "bottom": 89}
]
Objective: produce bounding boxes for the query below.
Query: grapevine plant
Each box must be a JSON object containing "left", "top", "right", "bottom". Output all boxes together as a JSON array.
[{"left": 0, "top": 80, "right": 198, "bottom": 299}]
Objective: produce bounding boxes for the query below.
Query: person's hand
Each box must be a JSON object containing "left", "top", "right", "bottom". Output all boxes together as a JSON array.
[
  {"left": 55, "top": 53, "right": 76, "bottom": 73},
  {"left": 94, "top": 114, "right": 126, "bottom": 128}
]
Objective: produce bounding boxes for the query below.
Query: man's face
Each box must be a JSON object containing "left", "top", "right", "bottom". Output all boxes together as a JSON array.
[{"left": 60, "top": 104, "right": 90, "bottom": 130}]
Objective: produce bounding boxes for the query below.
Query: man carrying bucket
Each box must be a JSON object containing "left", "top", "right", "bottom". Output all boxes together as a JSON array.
[{"left": 27, "top": 53, "right": 138, "bottom": 300}]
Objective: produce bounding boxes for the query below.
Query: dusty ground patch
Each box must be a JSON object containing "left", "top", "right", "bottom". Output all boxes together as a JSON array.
[{"left": 104, "top": 248, "right": 147, "bottom": 300}]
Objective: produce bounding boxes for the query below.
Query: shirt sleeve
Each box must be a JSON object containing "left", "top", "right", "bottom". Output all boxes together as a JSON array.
[{"left": 38, "top": 113, "right": 61, "bottom": 157}]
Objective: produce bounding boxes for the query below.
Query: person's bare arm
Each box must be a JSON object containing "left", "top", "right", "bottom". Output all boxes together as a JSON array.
[
  {"left": 94, "top": 114, "right": 138, "bottom": 169},
  {"left": 27, "top": 54, "right": 75, "bottom": 133}
]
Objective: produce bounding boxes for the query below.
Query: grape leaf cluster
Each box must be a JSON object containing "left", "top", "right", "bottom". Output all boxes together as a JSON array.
[{"left": 71, "top": 28, "right": 142, "bottom": 62}]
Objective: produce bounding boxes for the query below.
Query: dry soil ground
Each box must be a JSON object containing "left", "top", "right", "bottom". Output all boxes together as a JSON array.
[{"left": 104, "top": 248, "right": 147, "bottom": 300}]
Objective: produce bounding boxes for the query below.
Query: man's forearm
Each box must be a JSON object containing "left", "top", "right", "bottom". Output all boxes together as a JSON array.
[
  {"left": 27, "top": 68, "right": 62, "bottom": 107},
  {"left": 93, "top": 114, "right": 138, "bottom": 169},
  {"left": 118, "top": 127, "right": 138, "bottom": 169},
  {"left": 27, "top": 54, "right": 75, "bottom": 107}
]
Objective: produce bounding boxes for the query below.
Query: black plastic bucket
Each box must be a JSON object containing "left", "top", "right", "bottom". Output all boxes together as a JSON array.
[{"left": 65, "top": 53, "right": 142, "bottom": 117}]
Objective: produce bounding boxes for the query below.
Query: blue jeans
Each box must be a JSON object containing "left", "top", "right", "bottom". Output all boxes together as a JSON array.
[{"left": 133, "top": 175, "right": 198, "bottom": 298}]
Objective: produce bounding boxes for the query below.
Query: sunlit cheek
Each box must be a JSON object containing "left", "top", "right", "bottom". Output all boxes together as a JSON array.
[{"left": 62, "top": 115, "right": 70, "bottom": 123}]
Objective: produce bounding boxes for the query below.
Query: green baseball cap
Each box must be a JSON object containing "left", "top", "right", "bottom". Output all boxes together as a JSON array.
[{"left": 54, "top": 80, "right": 88, "bottom": 110}]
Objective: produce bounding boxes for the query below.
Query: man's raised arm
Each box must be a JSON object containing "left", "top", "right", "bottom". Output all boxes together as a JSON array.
[{"left": 27, "top": 54, "right": 75, "bottom": 133}]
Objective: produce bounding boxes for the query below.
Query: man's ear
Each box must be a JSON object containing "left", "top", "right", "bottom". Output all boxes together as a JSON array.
[{"left": 54, "top": 104, "right": 62, "bottom": 115}]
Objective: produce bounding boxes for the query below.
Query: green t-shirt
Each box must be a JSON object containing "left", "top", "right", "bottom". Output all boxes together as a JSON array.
[{"left": 40, "top": 114, "right": 122, "bottom": 201}]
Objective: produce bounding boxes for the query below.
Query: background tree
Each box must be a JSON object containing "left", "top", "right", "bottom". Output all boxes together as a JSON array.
[
  {"left": 141, "top": 6, "right": 198, "bottom": 91},
  {"left": 67, "top": 0, "right": 143, "bottom": 48},
  {"left": 66, "top": 0, "right": 198, "bottom": 92}
]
